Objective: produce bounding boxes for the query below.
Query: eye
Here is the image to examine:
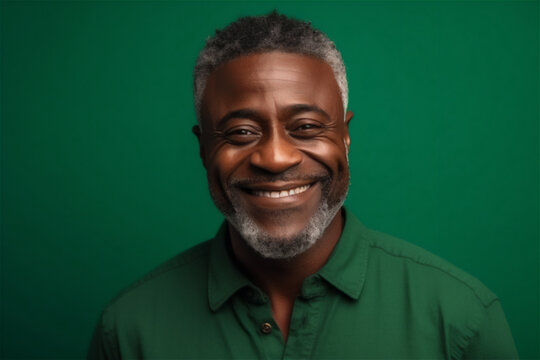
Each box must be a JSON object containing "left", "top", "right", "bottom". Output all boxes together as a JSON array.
[
  {"left": 230, "top": 129, "right": 254, "bottom": 136},
  {"left": 224, "top": 127, "right": 260, "bottom": 144},
  {"left": 290, "top": 121, "right": 324, "bottom": 138},
  {"left": 296, "top": 124, "right": 320, "bottom": 131}
]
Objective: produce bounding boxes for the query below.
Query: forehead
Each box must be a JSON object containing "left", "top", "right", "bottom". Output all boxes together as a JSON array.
[{"left": 201, "top": 52, "right": 343, "bottom": 122}]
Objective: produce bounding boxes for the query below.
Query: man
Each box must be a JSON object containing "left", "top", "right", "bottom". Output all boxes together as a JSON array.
[{"left": 88, "top": 12, "right": 518, "bottom": 359}]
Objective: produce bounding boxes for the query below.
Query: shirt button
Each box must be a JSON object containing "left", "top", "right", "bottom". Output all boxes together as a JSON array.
[{"left": 260, "top": 322, "right": 272, "bottom": 334}]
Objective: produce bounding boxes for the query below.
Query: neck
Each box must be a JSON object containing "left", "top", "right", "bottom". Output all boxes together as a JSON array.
[{"left": 229, "top": 208, "right": 344, "bottom": 341}]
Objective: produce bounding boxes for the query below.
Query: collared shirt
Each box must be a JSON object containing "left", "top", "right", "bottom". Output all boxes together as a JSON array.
[{"left": 88, "top": 210, "right": 518, "bottom": 359}]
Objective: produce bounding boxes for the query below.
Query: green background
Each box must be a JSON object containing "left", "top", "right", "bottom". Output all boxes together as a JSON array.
[{"left": 1, "top": 1, "right": 538, "bottom": 358}]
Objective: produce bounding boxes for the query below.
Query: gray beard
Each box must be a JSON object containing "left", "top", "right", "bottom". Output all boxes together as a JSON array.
[{"left": 210, "top": 178, "right": 348, "bottom": 259}]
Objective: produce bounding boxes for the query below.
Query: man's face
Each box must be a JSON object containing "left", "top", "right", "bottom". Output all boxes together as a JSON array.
[{"left": 196, "top": 52, "right": 352, "bottom": 258}]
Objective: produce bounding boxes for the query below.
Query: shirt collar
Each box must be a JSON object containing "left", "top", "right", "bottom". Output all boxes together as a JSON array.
[
  {"left": 207, "top": 208, "right": 370, "bottom": 311},
  {"left": 318, "top": 208, "right": 370, "bottom": 300},
  {"left": 207, "top": 222, "right": 252, "bottom": 312}
]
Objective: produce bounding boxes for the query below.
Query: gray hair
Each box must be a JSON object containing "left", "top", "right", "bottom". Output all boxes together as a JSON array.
[{"left": 193, "top": 11, "right": 348, "bottom": 123}]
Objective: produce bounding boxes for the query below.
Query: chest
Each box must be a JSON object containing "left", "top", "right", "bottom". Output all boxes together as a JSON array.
[{"left": 127, "top": 291, "right": 456, "bottom": 359}]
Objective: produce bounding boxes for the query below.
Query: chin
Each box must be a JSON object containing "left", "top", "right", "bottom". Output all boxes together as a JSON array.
[{"left": 228, "top": 197, "right": 344, "bottom": 260}]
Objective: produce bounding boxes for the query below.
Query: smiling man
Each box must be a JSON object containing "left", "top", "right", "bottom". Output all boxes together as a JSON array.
[{"left": 88, "top": 12, "right": 518, "bottom": 359}]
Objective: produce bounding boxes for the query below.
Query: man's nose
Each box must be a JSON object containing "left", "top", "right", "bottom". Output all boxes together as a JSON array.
[{"left": 249, "top": 130, "right": 302, "bottom": 173}]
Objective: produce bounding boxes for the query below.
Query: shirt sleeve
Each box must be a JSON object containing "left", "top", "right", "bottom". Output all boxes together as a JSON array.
[
  {"left": 462, "top": 300, "right": 519, "bottom": 359},
  {"left": 87, "top": 311, "right": 121, "bottom": 360}
]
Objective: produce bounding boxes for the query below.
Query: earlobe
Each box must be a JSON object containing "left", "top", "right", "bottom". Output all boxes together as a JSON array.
[
  {"left": 344, "top": 110, "right": 353, "bottom": 149},
  {"left": 345, "top": 110, "right": 353, "bottom": 125},
  {"left": 192, "top": 124, "right": 202, "bottom": 139},
  {"left": 192, "top": 125, "right": 207, "bottom": 168}
]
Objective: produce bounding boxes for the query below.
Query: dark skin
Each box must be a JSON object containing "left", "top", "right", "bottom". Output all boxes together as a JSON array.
[{"left": 194, "top": 52, "right": 353, "bottom": 342}]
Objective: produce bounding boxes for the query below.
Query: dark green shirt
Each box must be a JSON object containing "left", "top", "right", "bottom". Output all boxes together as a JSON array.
[{"left": 88, "top": 210, "right": 518, "bottom": 359}]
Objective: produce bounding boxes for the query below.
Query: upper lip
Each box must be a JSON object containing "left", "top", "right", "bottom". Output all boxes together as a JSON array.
[{"left": 240, "top": 181, "right": 314, "bottom": 192}]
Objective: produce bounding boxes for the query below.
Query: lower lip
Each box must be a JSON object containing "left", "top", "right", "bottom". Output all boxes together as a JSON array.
[{"left": 240, "top": 182, "right": 319, "bottom": 209}]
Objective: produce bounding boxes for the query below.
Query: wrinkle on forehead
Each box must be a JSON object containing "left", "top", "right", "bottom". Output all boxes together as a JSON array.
[
  {"left": 201, "top": 52, "right": 343, "bottom": 125},
  {"left": 209, "top": 52, "right": 339, "bottom": 90}
]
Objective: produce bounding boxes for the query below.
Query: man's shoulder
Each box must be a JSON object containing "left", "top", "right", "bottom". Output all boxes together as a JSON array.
[
  {"left": 105, "top": 240, "right": 212, "bottom": 312},
  {"left": 91, "top": 239, "right": 221, "bottom": 354},
  {"left": 362, "top": 226, "right": 498, "bottom": 307}
]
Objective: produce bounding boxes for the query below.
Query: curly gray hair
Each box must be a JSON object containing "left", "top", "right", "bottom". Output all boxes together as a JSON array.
[{"left": 193, "top": 11, "right": 348, "bottom": 124}]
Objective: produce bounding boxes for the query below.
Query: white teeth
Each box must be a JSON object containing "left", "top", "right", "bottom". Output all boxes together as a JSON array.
[{"left": 253, "top": 184, "right": 311, "bottom": 198}]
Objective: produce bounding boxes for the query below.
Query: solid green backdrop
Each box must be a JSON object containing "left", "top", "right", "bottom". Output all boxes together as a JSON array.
[{"left": 1, "top": 1, "right": 538, "bottom": 358}]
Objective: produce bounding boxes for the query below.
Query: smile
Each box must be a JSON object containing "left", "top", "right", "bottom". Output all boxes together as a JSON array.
[{"left": 250, "top": 184, "right": 311, "bottom": 198}]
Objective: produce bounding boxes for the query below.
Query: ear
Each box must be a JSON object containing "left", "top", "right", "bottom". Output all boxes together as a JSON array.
[
  {"left": 192, "top": 125, "right": 207, "bottom": 168},
  {"left": 344, "top": 110, "right": 353, "bottom": 150}
]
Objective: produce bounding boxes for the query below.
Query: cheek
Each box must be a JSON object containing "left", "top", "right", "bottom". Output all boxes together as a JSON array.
[
  {"left": 301, "top": 140, "right": 349, "bottom": 172},
  {"left": 208, "top": 146, "right": 251, "bottom": 184}
]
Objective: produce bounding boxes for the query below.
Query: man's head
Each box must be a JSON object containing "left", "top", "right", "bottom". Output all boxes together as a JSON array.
[
  {"left": 193, "top": 11, "right": 348, "bottom": 124},
  {"left": 193, "top": 12, "right": 352, "bottom": 260}
]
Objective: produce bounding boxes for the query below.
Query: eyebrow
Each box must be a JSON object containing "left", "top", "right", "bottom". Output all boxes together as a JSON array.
[
  {"left": 217, "top": 109, "right": 262, "bottom": 128},
  {"left": 216, "top": 104, "right": 331, "bottom": 128},
  {"left": 286, "top": 104, "right": 331, "bottom": 122}
]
